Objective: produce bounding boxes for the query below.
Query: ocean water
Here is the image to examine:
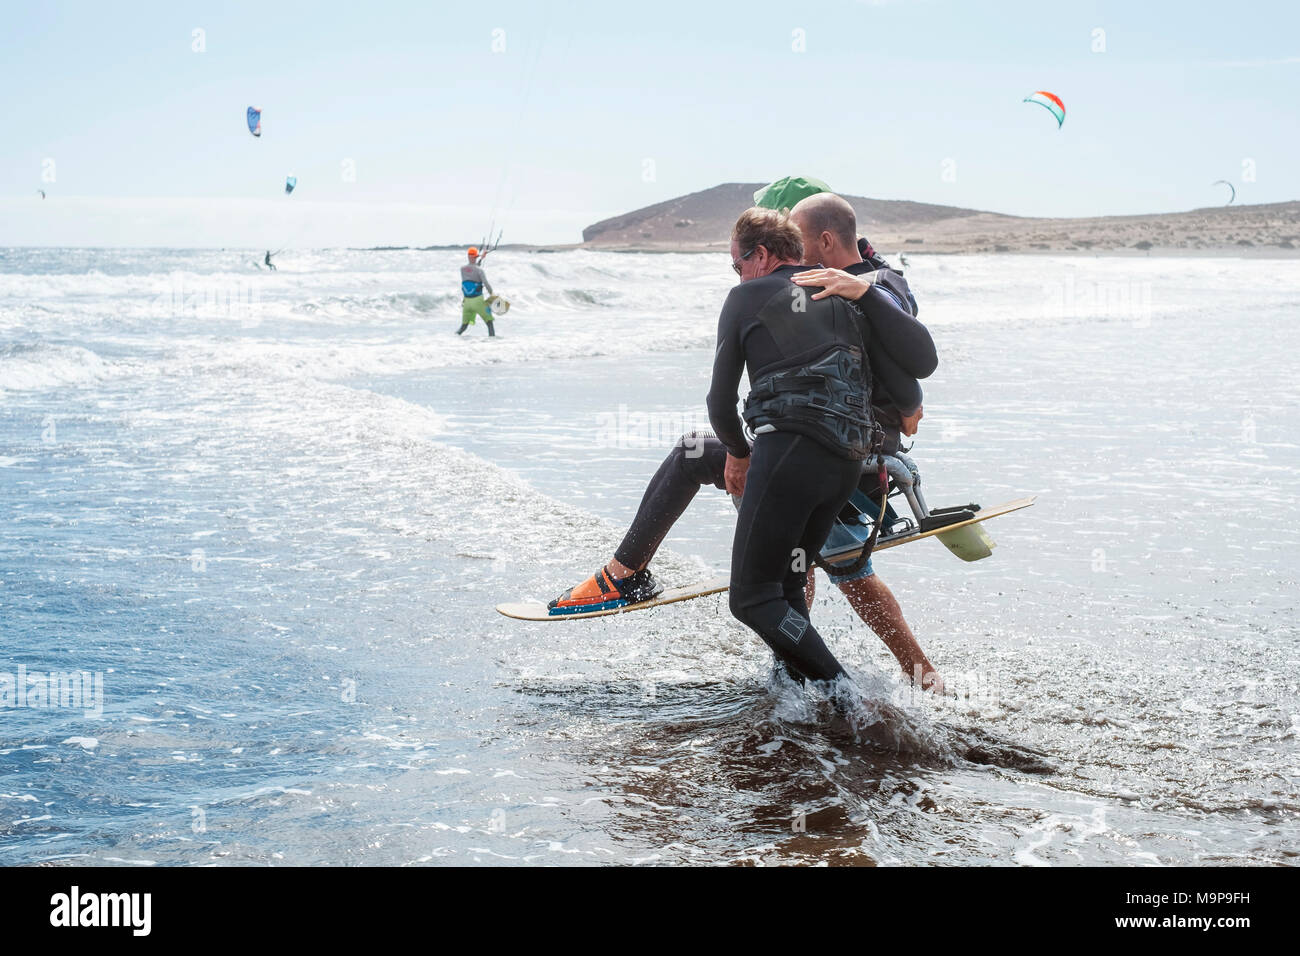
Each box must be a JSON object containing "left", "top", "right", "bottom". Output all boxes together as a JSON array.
[{"left": 1, "top": 247, "right": 1297, "bottom": 866}]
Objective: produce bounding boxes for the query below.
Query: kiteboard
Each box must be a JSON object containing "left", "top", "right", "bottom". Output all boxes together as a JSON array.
[
  {"left": 487, "top": 295, "right": 510, "bottom": 316},
  {"left": 873, "top": 496, "right": 1034, "bottom": 562},
  {"left": 495, "top": 496, "right": 1034, "bottom": 621}
]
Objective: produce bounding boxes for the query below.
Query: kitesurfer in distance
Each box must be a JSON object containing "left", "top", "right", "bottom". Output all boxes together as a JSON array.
[
  {"left": 457, "top": 247, "right": 496, "bottom": 337},
  {"left": 264, "top": 250, "right": 277, "bottom": 272}
]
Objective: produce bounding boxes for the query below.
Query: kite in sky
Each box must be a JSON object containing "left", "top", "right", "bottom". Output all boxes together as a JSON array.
[{"left": 1023, "top": 91, "right": 1066, "bottom": 128}]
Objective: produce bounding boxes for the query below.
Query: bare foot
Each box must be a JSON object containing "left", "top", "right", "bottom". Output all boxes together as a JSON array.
[
  {"left": 905, "top": 666, "right": 945, "bottom": 695},
  {"left": 922, "top": 671, "right": 945, "bottom": 695}
]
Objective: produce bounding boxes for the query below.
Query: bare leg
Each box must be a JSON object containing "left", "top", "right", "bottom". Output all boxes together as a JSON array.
[
  {"left": 837, "top": 574, "right": 943, "bottom": 692},
  {"left": 606, "top": 556, "right": 637, "bottom": 580}
]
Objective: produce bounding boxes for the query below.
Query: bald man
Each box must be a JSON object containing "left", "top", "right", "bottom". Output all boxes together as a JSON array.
[
  {"left": 786, "top": 193, "right": 939, "bottom": 683},
  {"left": 790, "top": 192, "right": 936, "bottom": 444}
]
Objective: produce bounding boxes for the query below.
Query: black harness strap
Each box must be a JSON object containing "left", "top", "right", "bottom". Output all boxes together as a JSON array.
[{"left": 814, "top": 455, "right": 889, "bottom": 578}]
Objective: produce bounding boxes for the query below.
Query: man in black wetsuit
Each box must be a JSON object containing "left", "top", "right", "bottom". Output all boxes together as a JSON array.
[
  {"left": 706, "top": 207, "right": 878, "bottom": 686},
  {"left": 549, "top": 197, "right": 942, "bottom": 688}
]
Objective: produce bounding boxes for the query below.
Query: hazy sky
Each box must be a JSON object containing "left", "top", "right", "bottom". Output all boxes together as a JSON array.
[{"left": 3, "top": 0, "right": 1297, "bottom": 245}]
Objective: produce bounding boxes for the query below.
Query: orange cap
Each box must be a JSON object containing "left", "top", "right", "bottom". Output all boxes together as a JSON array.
[{"left": 468, "top": 247, "right": 479, "bottom": 258}]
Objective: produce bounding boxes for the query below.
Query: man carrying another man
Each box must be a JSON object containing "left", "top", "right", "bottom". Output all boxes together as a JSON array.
[{"left": 548, "top": 191, "right": 943, "bottom": 692}]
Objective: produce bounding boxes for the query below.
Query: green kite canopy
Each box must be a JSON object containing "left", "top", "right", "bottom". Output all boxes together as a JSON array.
[{"left": 753, "top": 175, "right": 832, "bottom": 212}]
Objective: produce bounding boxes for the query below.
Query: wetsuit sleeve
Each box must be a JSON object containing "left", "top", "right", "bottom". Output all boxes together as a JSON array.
[
  {"left": 854, "top": 283, "right": 938, "bottom": 379},
  {"left": 868, "top": 344, "right": 924, "bottom": 415},
  {"left": 706, "top": 289, "right": 751, "bottom": 459},
  {"left": 888, "top": 270, "right": 920, "bottom": 317}
]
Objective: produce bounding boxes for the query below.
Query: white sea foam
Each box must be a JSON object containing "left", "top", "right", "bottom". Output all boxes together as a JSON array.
[
  {"left": 4, "top": 247, "right": 1298, "bottom": 867},
  {"left": 0, "top": 342, "right": 116, "bottom": 392},
  {"left": 4, "top": 250, "right": 1297, "bottom": 394}
]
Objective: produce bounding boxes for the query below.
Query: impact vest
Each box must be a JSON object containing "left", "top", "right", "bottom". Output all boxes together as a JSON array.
[
  {"left": 460, "top": 264, "right": 485, "bottom": 298},
  {"left": 741, "top": 283, "right": 879, "bottom": 461}
]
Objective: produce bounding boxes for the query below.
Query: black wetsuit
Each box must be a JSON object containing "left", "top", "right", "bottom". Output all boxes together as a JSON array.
[
  {"left": 706, "top": 265, "right": 870, "bottom": 684},
  {"left": 614, "top": 431, "right": 729, "bottom": 571},
  {"left": 614, "top": 262, "right": 934, "bottom": 682},
  {"left": 843, "top": 262, "right": 936, "bottom": 445},
  {"left": 617, "top": 261, "right": 932, "bottom": 567}
]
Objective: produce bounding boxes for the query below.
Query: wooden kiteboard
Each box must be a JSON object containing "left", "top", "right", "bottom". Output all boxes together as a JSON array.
[{"left": 495, "top": 496, "right": 1035, "bottom": 621}]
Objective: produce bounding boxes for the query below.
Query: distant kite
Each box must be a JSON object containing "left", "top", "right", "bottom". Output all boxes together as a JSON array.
[
  {"left": 37, "top": 189, "right": 45, "bottom": 199},
  {"left": 247, "top": 106, "right": 262, "bottom": 137},
  {"left": 285, "top": 175, "right": 297, "bottom": 195},
  {"left": 1023, "top": 91, "right": 1066, "bottom": 128},
  {"left": 1212, "top": 179, "right": 1236, "bottom": 205}
]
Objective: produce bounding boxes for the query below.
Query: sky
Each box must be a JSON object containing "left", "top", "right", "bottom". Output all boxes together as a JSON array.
[{"left": 2, "top": 0, "right": 1297, "bottom": 246}]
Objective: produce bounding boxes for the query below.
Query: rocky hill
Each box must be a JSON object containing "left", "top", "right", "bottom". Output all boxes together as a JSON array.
[{"left": 580, "top": 183, "right": 1300, "bottom": 255}]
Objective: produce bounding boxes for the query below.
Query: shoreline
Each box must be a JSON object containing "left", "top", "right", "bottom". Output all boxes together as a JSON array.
[
  {"left": 560, "top": 243, "right": 1300, "bottom": 258},
  {"left": 5, "top": 243, "right": 1298, "bottom": 259}
]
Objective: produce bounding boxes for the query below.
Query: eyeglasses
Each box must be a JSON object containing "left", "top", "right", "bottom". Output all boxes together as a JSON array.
[{"left": 731, "top": 245, "right": 759, "bottom": 276}]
